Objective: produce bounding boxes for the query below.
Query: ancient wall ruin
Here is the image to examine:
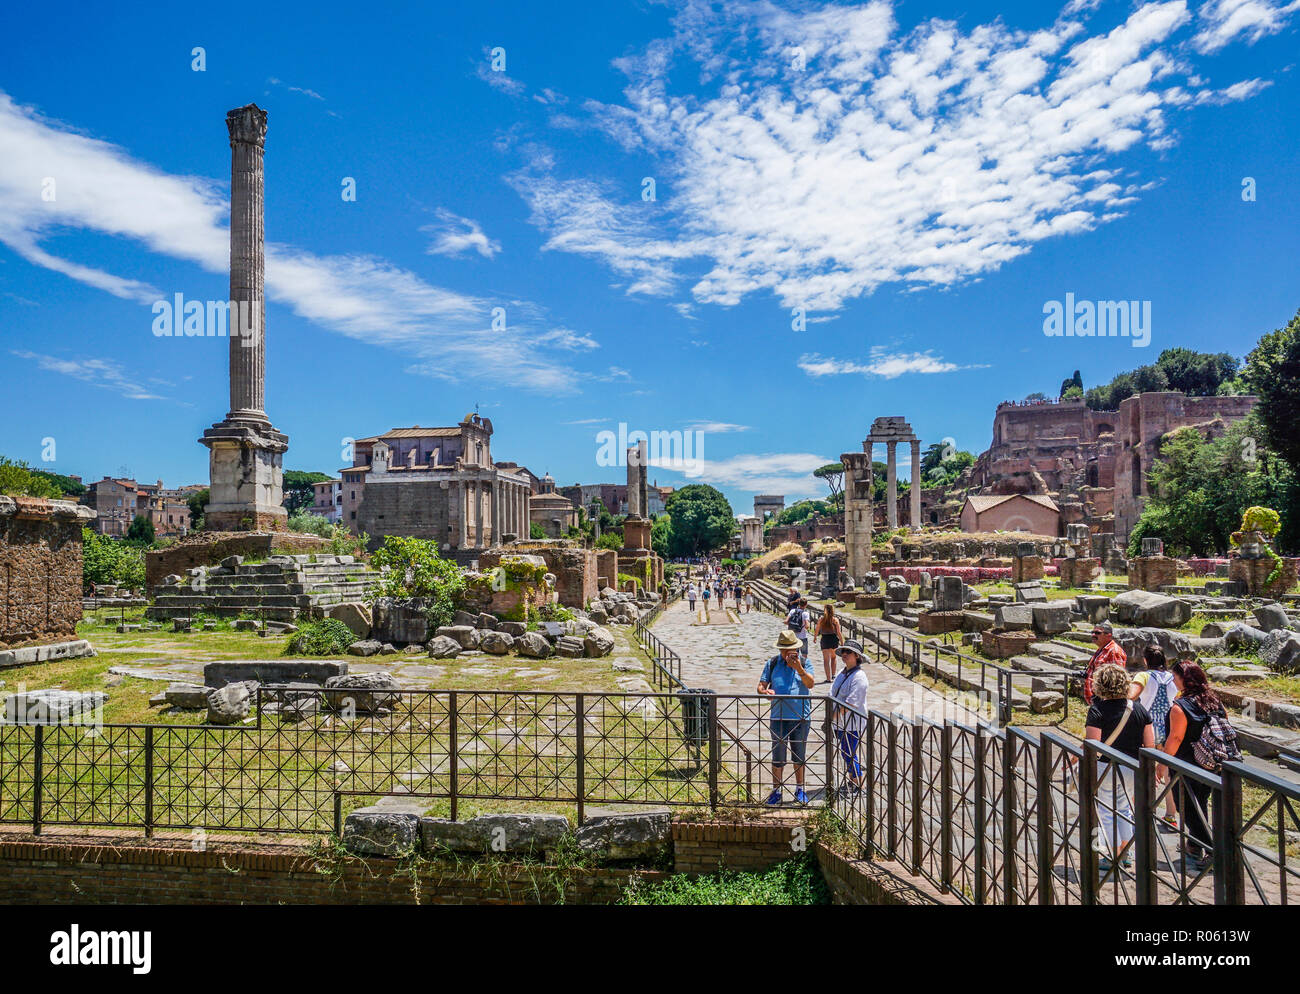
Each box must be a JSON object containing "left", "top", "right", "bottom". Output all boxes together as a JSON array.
[{"left": 0, "top": 496, "right": 96, "bottom": 648}]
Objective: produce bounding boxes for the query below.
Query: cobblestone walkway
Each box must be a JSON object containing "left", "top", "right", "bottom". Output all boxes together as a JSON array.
[{"left": 652, "top": 599, "right": 984, "bottom": 722}]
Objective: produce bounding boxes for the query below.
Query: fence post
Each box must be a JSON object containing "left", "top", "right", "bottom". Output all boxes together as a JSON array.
[
  {"left": 1134, "top": 751, "right": 1157, "bottom": 905},
  {"left": 448, "top": 691, "right": 458, "bottom": 822},
  {"left": 707, "top": 694, "right": 720, "bottom": 812},
  {"left": 910, "top": 720, "right": 922, "bottom": 874},
  {"left": 32, "top": 723, "right": 43, "bottom": 836},
  {"left": 823, "top": 698, "right": 834, "bottom": 805},
  {"left": 1036, "top": 735, "right": 1053, "bottom": 906},
  {"left": 1002, "top": 733, "right": 1016, "bottom": 906},
  {"left": 575, "top": 693, "right": 586, "bottom": 826},
  {"left": 864, "top": 712, "right": 876, "bottom": 859},
  {"left": 974, "top": 725, "right": 987, "bottom": 905},
  {"left": 1078, "top": 744, "right": 1098, "bottom": 906},
  {"left": 886, "top": 716, "right": 898, "bottom": 859},
  {"left": 940, "top": 723, "right": 953, "bottom": 893},
  {"left": 1216, "top": 764, "right": 1245, "bottom": 906},
  {"left": 144, "top": 725, "right": 154, "bottom": 838},
  {"left": 333, "top": 792, "right": 343, "bottom": 837}
]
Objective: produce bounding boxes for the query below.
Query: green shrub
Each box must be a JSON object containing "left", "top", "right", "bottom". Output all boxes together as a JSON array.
[
  {"left": 369, "top": 535, "right": 465, "bottom": 631},
  {"left": 0, "top": 456, "right": 62, "bottom": 498},
  {"left": 287, "top": 511, "right": 333, "bottom": 537},
  {"left": 82, "top": 528, "right": 145, "bottom": 591},
  {"left": 286, "top": 618, "right": 356, "bottom": 656},
  {"left": 621, "top": 853, "right": 830, "bottom": 905}
]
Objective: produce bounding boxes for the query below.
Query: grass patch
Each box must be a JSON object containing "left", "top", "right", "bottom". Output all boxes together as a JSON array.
[{"left": 620, "top": 851, "right": 830, "bottom": 905}]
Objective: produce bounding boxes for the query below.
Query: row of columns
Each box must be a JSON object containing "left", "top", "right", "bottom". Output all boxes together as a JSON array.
[
  {"left": 456, "top": 477, "right": 529, "bottom": 549},
  {"left": 880, "top": 439, "right": 923, "bottom": 530}
]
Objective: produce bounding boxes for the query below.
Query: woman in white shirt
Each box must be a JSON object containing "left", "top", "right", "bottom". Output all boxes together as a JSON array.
[
  {"left": 831, "top": 639, "right": 870, "bottom": 798},
  {"left": 1128, "top": 644, "right": 1180, "bottom": 829}
]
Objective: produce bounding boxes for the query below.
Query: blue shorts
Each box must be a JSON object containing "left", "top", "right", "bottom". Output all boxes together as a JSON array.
[{"left": 770, "top": 718, "right": 810, "bottom": 766}]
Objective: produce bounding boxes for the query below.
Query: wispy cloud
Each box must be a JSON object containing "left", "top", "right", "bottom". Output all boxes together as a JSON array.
[
  {"left": 0, "top": 92, "right": 594, "bottom": 392},
  {"left": 688, "top": 421, "right": 750, "bottom": 433},
  {"left": 422, "top": 208, "right": 501, "bottom": 259},
  {"left": 798, "top": 350, "right": 987, "bottom": 379},
  {"left": 13, "top": 351, "right": 166, "bottom": 401},
  {"left": 512, "top": 0, "right": 1293, "bottom": 312},
  {"left": 1192, "top": 0, "right": 1300, "bottom": 53},
  {"left": 672, "top": 451, "right": 829, "bottom": 498}
]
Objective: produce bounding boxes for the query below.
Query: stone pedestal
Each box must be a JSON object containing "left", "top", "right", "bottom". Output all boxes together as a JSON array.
[
  {"left": 1128, "top": 556, "right": 1177, "bottom": 592},
  {"left": 1228, "top": 555, "right": 1299, "bottom": 598},
  {"left": 1012, "top": 556, "right": 1044, "bottom": 583},
  {"left": 1058, "top": 557, "right": 1101, "bottom": 588}
]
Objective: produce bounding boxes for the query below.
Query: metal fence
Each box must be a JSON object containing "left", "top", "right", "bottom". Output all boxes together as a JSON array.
[
  {"left": 826, "top": 705, "right": 1299, "bottom": 905},
  {"left": 745, "top": 579, "right": 1080, "bottom": 724}
]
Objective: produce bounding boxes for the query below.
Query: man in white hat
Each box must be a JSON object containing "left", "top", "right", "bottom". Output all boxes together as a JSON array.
[{"left": 758, "top": 629, "right": 817, "bottom": 806}]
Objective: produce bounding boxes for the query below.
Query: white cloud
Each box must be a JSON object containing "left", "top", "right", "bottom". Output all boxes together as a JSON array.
[
  {"left": 1192, "top": 0, "right": 1300, "bottom": 53},
  {"left": 687, "top": 421, "right": 751, "bottom": 433},
  {"left": 798, "top": 350, "right": 986, "bottom": 379},
  {"left": 0, "top": 92, "right": 593, "bottom": 392},
  {"left": 422, "top": 208, "right": 501, "bottom": 259},
  {"left": 673, "top": 451, "right": 829, "bottom": 497},
  {"left": 514, "top": 0, "right": 1287, "bottom": 312},
  {"left": 12, "top": 351, "right": 166, "bottom": 400}
]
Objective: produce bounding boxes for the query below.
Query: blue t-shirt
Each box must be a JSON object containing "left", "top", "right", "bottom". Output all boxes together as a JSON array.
[{"left": 761, "top": 654, "right": 813, "bottom": 721}]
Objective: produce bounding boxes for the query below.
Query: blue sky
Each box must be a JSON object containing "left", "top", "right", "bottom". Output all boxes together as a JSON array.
[{"left": 1, "top": 0, "right": 1297, "bottom": 514}]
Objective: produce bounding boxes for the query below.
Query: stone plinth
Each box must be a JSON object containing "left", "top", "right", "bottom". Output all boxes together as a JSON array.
[
  {"left": 201, "top": 421, "right": 289, "bottom": 532},
  {"left": 481, "top": 544, "right": 596, "bottom": 610},
  {"left": 1058, "top": 557, "right": 1101, "bottom": 588},
  {"left": 1012, "top": 556, "right": 1044, "bottom": 583},
  {"left": 981, "top": 630, "right": 1037, "bottom": 660},
  {"left": 854, "top": 593, "right": 885, "bottom": 611},
  {"left": 918, "top": 611, "right": 964, "bottom": 635},
  {"left": 1128, "top": 555, "right": 1177, "bottom": 592},
  {"left": 1229, "top": 555, "right": 1299, "bottom": 598},
  {"left": 622, "top": 516, "right": 652, "bottom": 552}
]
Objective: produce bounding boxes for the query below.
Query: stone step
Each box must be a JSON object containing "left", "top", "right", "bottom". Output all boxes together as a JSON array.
[
  {"left": 1232, "top": 717, "right": 1300, "bottom": 760},
  {"left": 146, "top": 604, "right": 302, "bottom": 621}
]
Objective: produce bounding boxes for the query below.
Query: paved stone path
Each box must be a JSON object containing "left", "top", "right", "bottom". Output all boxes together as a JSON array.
[{"left": 652, "top": 598, "right": 985, "bottom": 723}]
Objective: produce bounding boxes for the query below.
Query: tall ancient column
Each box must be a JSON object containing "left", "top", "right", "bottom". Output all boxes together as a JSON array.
[
  {"left": 885, "top": 442, "right": 898, "bottom": 530},
  {"left": 458, "top": 481, "right": 469, "bottom": 548},
  {"left": 200, "top": 104, "right": 288, "bottom": 532},
  {"left": 227, "top": 106, "right": 267, "bottom": 420},
  {"left": 910, "top": 439, "right": 922, "bottom": 530}
]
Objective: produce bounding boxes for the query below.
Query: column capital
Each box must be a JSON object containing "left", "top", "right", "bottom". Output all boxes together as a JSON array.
[{"left": 227, "top": 104, "right": 268, "bottom": 147}]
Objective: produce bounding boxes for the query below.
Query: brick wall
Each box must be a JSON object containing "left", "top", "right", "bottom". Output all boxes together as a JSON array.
[
  {"left": 144, "top": 532, "right": 331, "bottom": 590},
  {"left": 0, "top": 497, "right": 94, "bottom": 648},
  {"left": 671, "top": 821, "right": 810, "bottom": 874},
  {"left": 0, "top": 834, "right": 664, "bottom": 905},
  {"left": 814, "top": 844, "right": 958, "bottom": 905}
]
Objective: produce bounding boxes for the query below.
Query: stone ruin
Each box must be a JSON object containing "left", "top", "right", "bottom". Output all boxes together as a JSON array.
[
  {"left": 1127, "top": 536, "right": 1178, "bottom": 591},
  {"left": 0, "top": 495, "right": 97, "bottom": 650},
  {"left": 1057, "top": 523, "right": 1101, "bottom": 588}
]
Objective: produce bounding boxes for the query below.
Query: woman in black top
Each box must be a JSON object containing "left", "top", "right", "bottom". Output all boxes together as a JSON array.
[
  {"left": 1085, "top": 664, "right": 1154, "bottom": 868},
  {"left": 1161, "top": 660, "right": 1220, "bottom": 865}
]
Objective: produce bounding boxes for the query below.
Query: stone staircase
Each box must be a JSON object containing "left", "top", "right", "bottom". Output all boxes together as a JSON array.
[{"left": 146, "top": 555, "right": 381, "bottom": 622}]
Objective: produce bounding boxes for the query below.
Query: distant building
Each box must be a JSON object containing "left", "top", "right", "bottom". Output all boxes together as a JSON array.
[
  {"left": 558, "top": 482, "right": 672, "bottom": 518},
  {"left": 81, "top": 477, "right": 192, "bottom": 537},
  {"left": 311, "top": 480, "right": 343, "bottom": 523},
  {"left": 529, "top": 473, "right": 579, "bottom": 538},
  {"left": 340, "top": 415, "right": 532, "bottom": 562},
  {"left": 960, "top": 494, "right": 1060, "bottom": 536}
]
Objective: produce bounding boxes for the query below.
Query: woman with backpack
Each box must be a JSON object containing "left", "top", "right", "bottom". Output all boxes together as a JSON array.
[
  {"left": 1086, "top": 664, "right": 1155, "bottom": 872},
  {"left": 1161, "top": 660, "right": 1241, "bottom": 869},
  {"left": 815, "top": 604, "right": 844, "bottom": 683},
  {"left": 1128, "top": 646, "right": 1180, "bottom": 830}
]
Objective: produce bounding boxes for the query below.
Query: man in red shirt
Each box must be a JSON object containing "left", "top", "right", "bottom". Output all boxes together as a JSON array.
[{"left": 1084, "top": 622, "right": 1128, "bottom": 703}]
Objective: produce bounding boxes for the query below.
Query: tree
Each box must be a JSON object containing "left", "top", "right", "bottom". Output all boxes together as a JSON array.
[
  {"left": 31, "top": 470, "right": 85, "bottom": 497},
  {"left": 529, "top": 522, "right": 546, "bottom": 539},
  {"left": 0, "top": 456, "right": 61, "bottom": 498},
  {"left": 813, "top": 463, "right": 844, "bottom": 502},
  {"left": 187, "top": 489, "right": 208, "bottom": 529},
  {"left": 1058, "top": 370, "right": 1082, "bottom": 398},
  {"left": 126, "top": 514, "right": 155, "bottom": 545},
  {"left": 651, "top": 515, "right": 673, "bottom": 558},
  {"left": 665, "top": 484, "right": 735, "bottom": 556},
  {"left": 1127, "top": 416, "right": 1295, "bottom": 556},
  {"left": 1244, "top": 308, "right": 1300, "bottom": 471},
  {"left": 282, "top": 470, "right": 332, "bottom": 514},
  {"left": 1155, "top": 348, "right": 1237, "bottom": 396},
  {"left": 1023, "top": 391, "right": 1048, "bottom": 403}
]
